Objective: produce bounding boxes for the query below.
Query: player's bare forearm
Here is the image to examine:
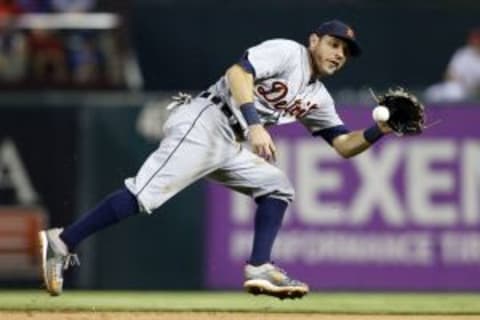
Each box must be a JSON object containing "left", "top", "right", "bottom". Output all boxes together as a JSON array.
[
  {"left": 226, "top": 65, "right": 277, "bottom": 161},
  {"left": 225, "top": 64, "right": 255, "bottom": 105},
  {"left": 332, "top": 130, "right": 370, "bottom": 158},
  {"left": 332, "top": 123, "right": 391, "bottom": 158}
]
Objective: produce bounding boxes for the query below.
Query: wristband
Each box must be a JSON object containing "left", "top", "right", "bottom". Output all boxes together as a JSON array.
[
  {"left": 239, "top": 102, "right": 261, "bottom": 125},
  {"left": 363, "top": 123, "right": 384, "bottom": 144}
]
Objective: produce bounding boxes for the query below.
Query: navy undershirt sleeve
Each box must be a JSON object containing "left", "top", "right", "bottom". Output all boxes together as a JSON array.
[
  {"left": 236, "top": 52, "right": 256, "bottom": 77},
  {"left": 313, "top": 125, "right": 351, "bottom": 145}
]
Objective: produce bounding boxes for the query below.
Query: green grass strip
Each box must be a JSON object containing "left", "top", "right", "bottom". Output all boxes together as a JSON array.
[{"left": 0, "top": 291, "right": 479, "bottom": 314}]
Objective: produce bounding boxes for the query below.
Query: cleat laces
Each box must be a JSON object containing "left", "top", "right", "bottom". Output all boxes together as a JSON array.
[{"left": 63, "top": 253, "right": 81, "bottom": 270}]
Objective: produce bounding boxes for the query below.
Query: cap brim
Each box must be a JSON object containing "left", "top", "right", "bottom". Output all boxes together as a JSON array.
[{"left": 335, "top": 35, "right": 362, "bottom": 57}]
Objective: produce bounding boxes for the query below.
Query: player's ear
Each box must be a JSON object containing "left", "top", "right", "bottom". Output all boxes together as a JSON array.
[{"left": 308, "top": 33, "right": 320, "bottom": 49}]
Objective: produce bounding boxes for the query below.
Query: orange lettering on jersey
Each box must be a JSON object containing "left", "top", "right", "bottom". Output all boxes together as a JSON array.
[
  {"left": 285, "top": 100, "right": 317, "bottom": 118},
  {"left": 273, "top": 100, "right": 288, "bottom": 110},
  {"left": 257, "top": 81, "right": 288, "bottom": 102},
  {"left": 256, "top": 81, "right": 318, "bottom": 118}
]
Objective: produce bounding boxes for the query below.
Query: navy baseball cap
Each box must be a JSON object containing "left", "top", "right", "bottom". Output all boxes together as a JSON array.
[{"left": 314, "top": 20, "right": 362, "bottom": 57}]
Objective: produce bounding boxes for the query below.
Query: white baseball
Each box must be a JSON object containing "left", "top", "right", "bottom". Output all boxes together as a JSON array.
[{"left": 372, "top": 106, "right": 390, "bottom": 122}]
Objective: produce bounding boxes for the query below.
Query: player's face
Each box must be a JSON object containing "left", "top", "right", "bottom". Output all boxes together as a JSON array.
[{"left": 309, "top": 34, "right": 349, "bottom": 76}]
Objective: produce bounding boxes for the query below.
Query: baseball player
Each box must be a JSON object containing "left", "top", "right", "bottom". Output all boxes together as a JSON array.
[{"left": 39, "top": 20, "right": 395, "bottom": 299}]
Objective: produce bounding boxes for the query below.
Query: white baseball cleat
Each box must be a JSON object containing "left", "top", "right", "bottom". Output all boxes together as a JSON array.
[
  {"left": 244, "top": 263, "right": 309, "bottom": 300},
  {"left": 39, "top": 228, "right": 80, "bottom": 296}
]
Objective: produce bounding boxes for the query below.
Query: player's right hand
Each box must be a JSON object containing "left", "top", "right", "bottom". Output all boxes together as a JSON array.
[{"left": 248, "top": 124, "right": 277, "bottom": 162}]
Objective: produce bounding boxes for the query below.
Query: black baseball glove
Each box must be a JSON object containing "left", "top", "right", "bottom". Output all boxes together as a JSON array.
[{"left": 377, "top": 87, "right": 425, "bottom": 135}]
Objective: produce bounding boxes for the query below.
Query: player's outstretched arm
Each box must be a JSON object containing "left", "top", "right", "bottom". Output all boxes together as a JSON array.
[
  {"left": 332, "top": 121, "right": 391, "bottom": 158},
  {"left": 332, "top": 86, "right": 424, "bottom": 158}
]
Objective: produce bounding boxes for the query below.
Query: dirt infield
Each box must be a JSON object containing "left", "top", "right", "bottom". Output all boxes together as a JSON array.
[{"left": 1, "top": 312, "right": 479, "bottom": 320}]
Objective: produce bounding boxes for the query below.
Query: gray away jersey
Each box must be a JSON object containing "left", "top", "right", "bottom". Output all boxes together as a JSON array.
[{"left": 208, "top": 39, "right": 344, "bottom": 134}]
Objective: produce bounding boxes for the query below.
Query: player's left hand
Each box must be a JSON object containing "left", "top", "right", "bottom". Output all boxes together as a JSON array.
[
  {"left": 377, "top": 121, "right": 393, "bottom": 134},
  {"left": 248, "top": 124, "right": 277, "bottom": 162},
  {"left": 377, "top": 87, "right": 425, "bottom": 136}
]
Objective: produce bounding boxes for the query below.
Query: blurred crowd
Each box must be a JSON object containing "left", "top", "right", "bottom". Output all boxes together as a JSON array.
[
  {"left": 425, "top": 27, "right": 480, "bottom": 103},
  {"left": 0, "top": 0, "right": 125, "bottom": 89}
]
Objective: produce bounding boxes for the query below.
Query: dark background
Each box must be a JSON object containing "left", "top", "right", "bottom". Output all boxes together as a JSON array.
[{"left": 128, "top": 0, "right": 480, "bottom": 91}]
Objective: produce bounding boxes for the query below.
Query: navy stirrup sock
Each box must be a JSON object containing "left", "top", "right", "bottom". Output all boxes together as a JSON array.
[
  {"left": 60, "top": 187, "right": 139, "bottom": 251},
  {"left": 249, "top": 196, "right": 288, "bottom": 266}
]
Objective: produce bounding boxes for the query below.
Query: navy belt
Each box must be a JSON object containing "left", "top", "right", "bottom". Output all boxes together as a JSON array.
[
  {"left": 199, "top": 91, "right": 245, "bottom": 140},
  {"left": 200, "top": 91, "right": 222, "bottom": 104}
]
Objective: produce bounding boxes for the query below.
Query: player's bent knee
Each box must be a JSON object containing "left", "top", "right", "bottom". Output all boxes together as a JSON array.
[
  {"left": 259, "top": 171, "right": 295, "bottom": 203},
  {"left": 268, "top": 186, "right": 294, "bottom": 203}
]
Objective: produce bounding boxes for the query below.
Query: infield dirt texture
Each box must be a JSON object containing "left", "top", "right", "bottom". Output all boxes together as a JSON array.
[
  {"left": 2, "top": 313, "right": 480, "bottom": 320},
  {"left": 1, "top": 291, "right": 479, "bottom": 319}
]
